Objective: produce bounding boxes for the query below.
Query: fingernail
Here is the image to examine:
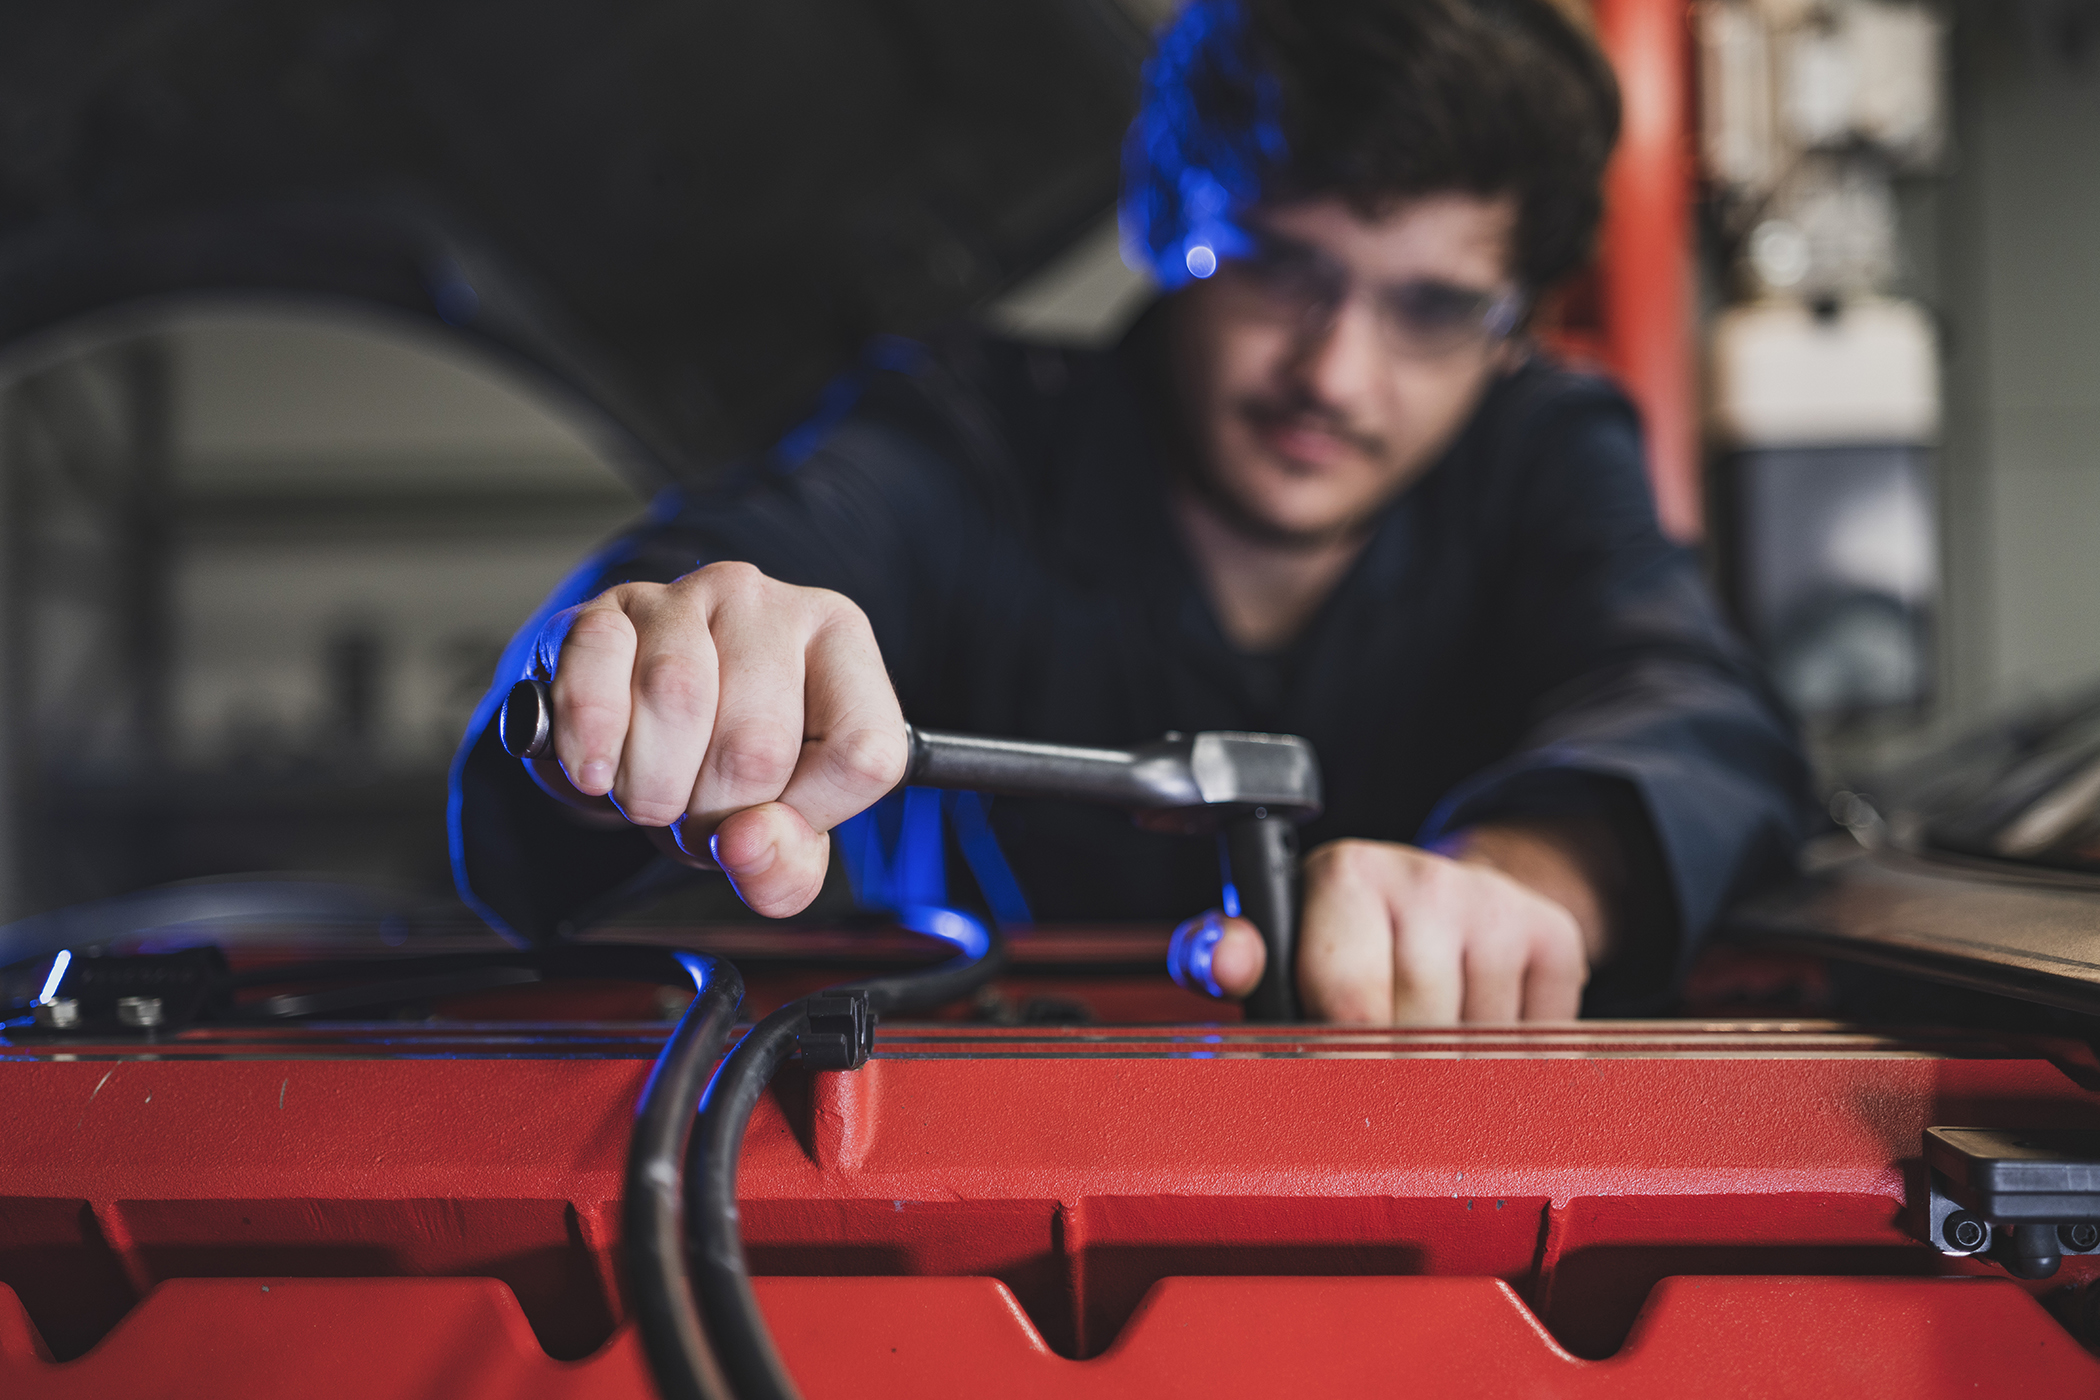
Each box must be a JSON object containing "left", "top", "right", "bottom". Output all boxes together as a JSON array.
[
  {"left": 1168, "top": 911, "right": 1227, "bottom": 999},
  {"left": 578, "top": 760, "right": 613, "bottom": 793}
]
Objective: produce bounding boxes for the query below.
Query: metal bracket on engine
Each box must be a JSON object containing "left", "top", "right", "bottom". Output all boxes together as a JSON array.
[
  {"left": 7, "top": 946, "right": 229, "bottom": 1039},
  {"left": 1923, "top": 1127, "right": 2100, "bottom": 1278}
]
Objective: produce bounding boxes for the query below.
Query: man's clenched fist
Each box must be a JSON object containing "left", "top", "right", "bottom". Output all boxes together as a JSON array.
[
  {"left": 527, "top": 562, "right": 908, "bottom": 917},
  {"left": 1176, "top": 821, "right": 1620, "bottom": 1023}
]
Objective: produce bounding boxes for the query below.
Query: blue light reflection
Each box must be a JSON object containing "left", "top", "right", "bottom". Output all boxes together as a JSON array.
[
  {"left": 896, "top": 904, "right": 991, "bottom": 960},
  {"left": 37, "top": 949, "right": 71, "bottom": 1004},
  {"left": 1120, "top": 0, "right": 1287, "bottom": 290},
  {"left": 672, "top": 950, "right": 709, "bottom": 995}
]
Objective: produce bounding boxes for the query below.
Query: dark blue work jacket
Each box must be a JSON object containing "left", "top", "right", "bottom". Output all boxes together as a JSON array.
[{"left": 451, "top": 312, "right": 1811, "bottom": 1014}]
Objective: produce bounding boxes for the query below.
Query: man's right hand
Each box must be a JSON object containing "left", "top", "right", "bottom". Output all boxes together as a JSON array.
[{"left": 526, "top": 561, "right": 909, "bottom": 918}]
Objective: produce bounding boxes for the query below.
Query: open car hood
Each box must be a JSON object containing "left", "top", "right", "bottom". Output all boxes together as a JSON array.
[
  {"left": 1727, "top": 686, "right": 2100, "bottom": 1020},
  {"left": 0, "top": 0, "right": 1146, "bottom": 490}
]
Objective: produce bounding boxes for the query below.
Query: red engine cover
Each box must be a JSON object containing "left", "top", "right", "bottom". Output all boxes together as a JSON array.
[{"left": 4, "top": 992, "right": 2100, "bottom": 1398}]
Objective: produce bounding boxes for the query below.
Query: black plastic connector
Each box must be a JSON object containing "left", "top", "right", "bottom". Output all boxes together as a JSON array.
[
  {"left": 795, "top": 991, "right": 874, "bottom": 1070},
  {"left": 1923, "top": 1127, "right": 2100, "bottom": 1279}
]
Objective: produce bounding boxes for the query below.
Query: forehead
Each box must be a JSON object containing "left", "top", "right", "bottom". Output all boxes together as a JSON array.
[{"left": 1248, "top": 193, "right": 1520, "bottom": 286}]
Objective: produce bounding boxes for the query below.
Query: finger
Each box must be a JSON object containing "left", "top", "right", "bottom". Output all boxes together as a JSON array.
[
  {"left": 708, "top": 803, "right": 832, "bottom": 918},
  {"left": 774, "top": 608, "right": 909, "bottom": 833},
  {"left": 1387, "top": 908, "right": 1465, "bottom": 1025},
  {"left": 1297, "top": 844, "right": 1395, "bottom": 1024},
  {"left": 1459, "top": 919, "right": 1528, "bottom": 1024},
  {"left": 1520, "top": 914, "right": 1588, "bottom": 1021},
  {"left": 526, "top": 756, "right": 623, "bottom": 820},
  {"left": 1168, "top": 913, "right": 1265, "bottom": 999},
  {"left": 613, "top": 595, "right": 720, "bottom": 827},
  {"left": 1385, "top": 862, "right": 1465, "bottom": 1025},
  {"left": 548, "top": 599, "right": 639, "bottom": 798},
  {"left": 686, "top": 591, "right": 805, "bottom": 832},
  {"left": 1209, "top": 918, "right": 1267, "bottom": 998}
]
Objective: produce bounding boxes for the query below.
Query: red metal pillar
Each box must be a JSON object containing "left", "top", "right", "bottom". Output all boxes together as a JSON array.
[{"left": 1592, "top": 0, "right": 1699, "bottom": 540}]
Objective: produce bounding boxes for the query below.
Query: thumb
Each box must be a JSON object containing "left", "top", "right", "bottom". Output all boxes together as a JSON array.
[
  {"left": 1168, "top": 912, "right": 1267, "bottom": 1000},
  {"left": 701, "top": 802, "right": 831, "bottom": 919}
]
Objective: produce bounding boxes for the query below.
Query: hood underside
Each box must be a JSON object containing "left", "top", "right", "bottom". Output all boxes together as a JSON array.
[{"left": 0, "top": 0, "right": 1147, "bottom": 488}]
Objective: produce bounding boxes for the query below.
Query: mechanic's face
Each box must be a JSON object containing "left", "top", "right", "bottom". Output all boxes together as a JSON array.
[{"left": 1170, "top": 193, "right": 1524, "bottom": 545}]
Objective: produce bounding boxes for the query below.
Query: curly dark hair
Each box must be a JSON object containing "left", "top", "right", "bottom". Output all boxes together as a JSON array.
[{"left": 1124, "top": 0, "right": 1622, "bottom": 295}]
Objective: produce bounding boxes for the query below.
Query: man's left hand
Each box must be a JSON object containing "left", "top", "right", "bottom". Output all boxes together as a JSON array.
[{"left": 1178, "top": 821, "right": 1621, "bottom": 1023}]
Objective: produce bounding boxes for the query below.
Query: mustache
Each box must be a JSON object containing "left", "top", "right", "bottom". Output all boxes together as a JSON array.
[{"left": 1236, "top": 391, "right": 1386, "bottom": 460}]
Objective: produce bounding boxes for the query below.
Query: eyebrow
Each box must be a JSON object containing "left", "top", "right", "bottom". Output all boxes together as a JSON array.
[{"left": 1244, "top": 225, "right": 1507, "bottom": 297}]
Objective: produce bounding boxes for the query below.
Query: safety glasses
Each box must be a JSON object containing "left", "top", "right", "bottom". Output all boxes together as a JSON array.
[{"left": 1218, "top": 228, "right": 1526, "bottom": 360}]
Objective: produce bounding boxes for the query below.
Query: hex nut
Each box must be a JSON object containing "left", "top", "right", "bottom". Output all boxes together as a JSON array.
[
  {"left": 116, "top": 996, "right": 166, "bottom": 1029},
  {"left": 1944, "top": 1211, "right": 1987, "bottom": 1252},
  {"left": 33, "top": 998, "right": 81, "bottom": 1029}
]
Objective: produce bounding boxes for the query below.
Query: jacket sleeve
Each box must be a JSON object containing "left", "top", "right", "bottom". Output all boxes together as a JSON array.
[{"left": 1419, "top": 379, "right": 1814, "bottom": 1010}]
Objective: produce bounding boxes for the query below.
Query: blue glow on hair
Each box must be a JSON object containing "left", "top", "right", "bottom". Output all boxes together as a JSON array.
[{"left": 1121, "top": 0, "right": 1287, "bottom": 291}]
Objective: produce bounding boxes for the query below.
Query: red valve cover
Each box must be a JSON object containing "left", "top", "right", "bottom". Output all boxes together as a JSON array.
[{"left": 4, "top": 934, "right": 2100, "bottom": 1399}]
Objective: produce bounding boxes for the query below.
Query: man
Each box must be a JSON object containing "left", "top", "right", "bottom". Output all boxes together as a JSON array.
[{"left": 452, "top": 0, "right": 1809, "bottom": 1022}]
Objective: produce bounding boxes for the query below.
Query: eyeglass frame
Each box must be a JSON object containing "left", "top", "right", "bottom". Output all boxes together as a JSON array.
[{"left": 1205, "top": 224, "right": 1529, "bottom": 361}]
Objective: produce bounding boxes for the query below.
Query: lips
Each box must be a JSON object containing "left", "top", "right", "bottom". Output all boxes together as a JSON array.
[{"left": 1248, "top": 411, "right": 1362, "bottom": 471}]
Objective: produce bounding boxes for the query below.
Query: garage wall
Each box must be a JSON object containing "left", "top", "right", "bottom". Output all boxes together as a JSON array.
[{"left": 1939, "top": 4, "right": 2100, "bottom": 723}]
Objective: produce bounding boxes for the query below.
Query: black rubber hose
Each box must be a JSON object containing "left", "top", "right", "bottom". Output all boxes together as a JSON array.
[
  {"left": 687, "top": 929, "right": 1008, "bottom": 1400},
  {"left": 624, "top": 953, "right": 747, "bottom": 1400}
]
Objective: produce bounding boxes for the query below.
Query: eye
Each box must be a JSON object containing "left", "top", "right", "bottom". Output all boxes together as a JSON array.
[{"left": 1386, "top": 281, "right": 1496, "bottom": 333}]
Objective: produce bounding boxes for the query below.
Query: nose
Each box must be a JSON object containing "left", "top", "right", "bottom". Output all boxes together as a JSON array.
[{"left": 1284, "top": 293, "right": 1383, "bottom": 412}]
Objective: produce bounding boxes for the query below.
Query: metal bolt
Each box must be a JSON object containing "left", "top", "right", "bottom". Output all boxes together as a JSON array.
[
  {"left": 33, "top": 998, "right": 81, "bottom": 1029},
  {"left": 116, "top": 996, "right": 165, "bottom": 1029},
  {"left": 1945, "top": 1212, "right": 1987, "bottom": 1252},
  {"left": 2061, "top": 1222, "right": 2100, "bottom": 1252}
]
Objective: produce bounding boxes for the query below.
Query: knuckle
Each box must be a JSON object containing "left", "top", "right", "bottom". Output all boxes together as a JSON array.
[
  {"left": 692, "top": 559, "right": 768, "bottom": 603},
  {"left": 560, "top": 693, "right": 628, "bottom": 732},
  {"left": 808, "top": 585, "right": 872, "bottom": 629},
  {"left": 601, "top": 580, "right": 661, "bottom": 607},
  {"left": 633, "top": 653, "right": 713, "bottom": 718},
  {"left": 829, "top": 725, "right": 909, "bottom": 793},
  {"left": 1309, "top": 838, "right": 1381, "bottom": 884},
  {"left": 1404, "top": 852, "right": 1458, "bottom": 902},
  {"left": 710, "top": 730, "right": 801, "bottom": 791},
  {"left": 564, "top": 606, "right": 637, "bottom": 650}
]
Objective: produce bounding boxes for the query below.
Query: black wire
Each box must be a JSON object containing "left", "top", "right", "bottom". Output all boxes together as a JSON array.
[
  {"left": 682, "top": 930, "right": 1008, "bottom": 1400},
  {"left": 625, "top": 953, "right": 746, "bottom": 1400}
]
